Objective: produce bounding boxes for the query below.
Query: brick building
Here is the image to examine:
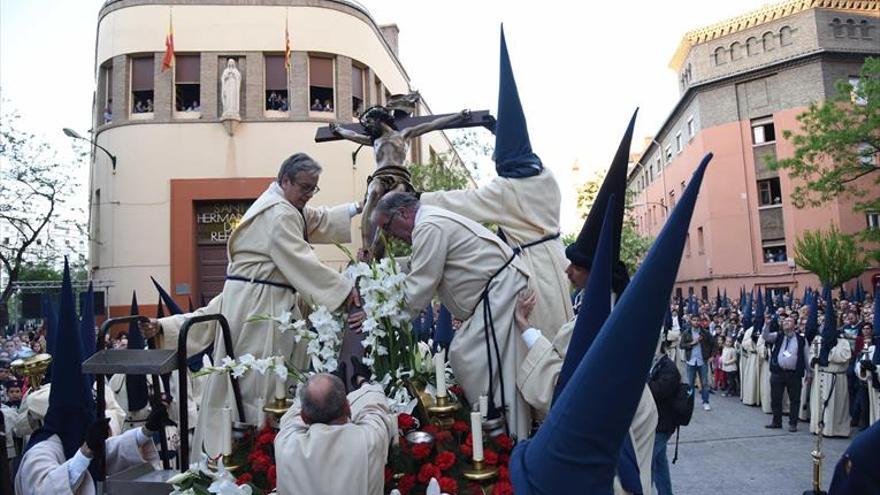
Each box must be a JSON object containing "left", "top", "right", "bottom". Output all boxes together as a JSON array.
[{"left": 626, "top": 0, "right": 880, "bottom": 300}]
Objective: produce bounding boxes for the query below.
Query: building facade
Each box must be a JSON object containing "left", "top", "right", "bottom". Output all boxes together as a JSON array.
[
  {"left": 626, "top": 0, "right": 879, "bottom": 301},
  {"left": 89, "top": 0, "right": 464, "bottom": 315}
]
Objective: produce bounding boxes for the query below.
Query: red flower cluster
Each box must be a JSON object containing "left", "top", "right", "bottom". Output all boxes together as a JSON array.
[
  {"left": 417, "top": 463, "right": 441, "bottom": 484},
  {"left": 493, "top": 480, "right": 514, "bottom": 495},
  {"left": 236, "top": 472, "right": 253, "bottom": 485},
  {"left": 398, "top": 413, "right": 416, "bottom": 431},
  {"left": 398, "top": 474, "right": 416, "bottom": 495},
  {"left": 434, "top": 451, "right": 456, "bottom": 471},
  {"left": 412, "top": 443, "right": 432, "bottom": 460},
  {"left": 438, "top": 476, "right": 458, "bottom": 494},
  {"left": 451, "top": 420, "right": 468, "bottom": 433},
  {"left": 267, "top": 465, "right": 277, "bottom": 490},
  {"left": 248, "top": 450, "right": 273, "bottom": 473}
]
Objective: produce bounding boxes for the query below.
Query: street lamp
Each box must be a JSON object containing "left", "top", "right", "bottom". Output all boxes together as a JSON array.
[{"left": 63, "top": 128, "right": 117, "bottom": 173}]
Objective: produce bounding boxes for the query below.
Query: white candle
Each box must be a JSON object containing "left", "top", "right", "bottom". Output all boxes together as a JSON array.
[
  {"left": 274, "top": 357, "right": 287, "bottom": 400},
  {"left": 470, "top": 411, "right": 484, "bottom": 462},
  {"left": 221, "top": 406, "right": 232, "bottom": 456},
  {"left": 479, "top": 395, "right": 488, "bottom": 419},
  {"left": 255, "top": 397, "right": 265, "bottom": 428},
  {"left": 434, "top": 350, "right": 447, "bottom": 398}
]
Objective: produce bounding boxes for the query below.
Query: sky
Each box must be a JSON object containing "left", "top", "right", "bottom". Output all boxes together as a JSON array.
[{"left": 0, "top": 0, "right": 772, "bottom": 234}]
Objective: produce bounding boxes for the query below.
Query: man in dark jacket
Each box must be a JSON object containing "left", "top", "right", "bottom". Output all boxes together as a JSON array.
[
  {"left": 650, "top": 340, "right": 681, "bottom": 495},
  {"left": 680, "top": 315, "right": 715, "bottom": 411}
]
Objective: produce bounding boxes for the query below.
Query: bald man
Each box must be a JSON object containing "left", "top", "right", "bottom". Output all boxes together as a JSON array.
[{"left": 274, "top": 374, "right": 396, "bottom": 495}]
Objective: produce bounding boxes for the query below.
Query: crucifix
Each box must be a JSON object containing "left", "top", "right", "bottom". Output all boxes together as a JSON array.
[{"left": 315, "top": 92, "right": 495, "bottom": 260}]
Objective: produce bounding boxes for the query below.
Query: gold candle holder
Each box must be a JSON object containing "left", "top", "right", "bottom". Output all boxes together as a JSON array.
[
  {"left": 263, "top": 397, "right": 293, "bottom": 419},
  {"left": 462, "top": 459, "right": 498, "bottom": 482},
  {"left": 426, "top": 395, "right": 460, "bottom": 429},
  {"left": 11, "top": 353, "right": 52, "bottom": 389},
  {"left": 221, "top": 454, "right": 240, "bottom": 472}
]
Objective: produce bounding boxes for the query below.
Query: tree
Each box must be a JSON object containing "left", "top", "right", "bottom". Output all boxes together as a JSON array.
[
  {"left": 575, "top": 170, "right": 654, "bottom": 273},
  {"left": 0, "top": 108, "right": 86, "bottom": 326},
  {"left": 770, "top": 57, "right": 880, "bottom": 261},
  {"left": 793, "top": 226, "right": 866, "bottom": 288}
]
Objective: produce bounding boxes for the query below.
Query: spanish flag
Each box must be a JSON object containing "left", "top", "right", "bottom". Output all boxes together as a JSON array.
[
  {"left": 161, "top": 11, "right": 174, "bottom": 72},
  {"left": 284, "top": 13, "right": 291, "bottom": 71}
]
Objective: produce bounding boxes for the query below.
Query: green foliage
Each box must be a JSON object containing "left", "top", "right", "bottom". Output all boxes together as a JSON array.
[
  {"left": 561, "top": 232, "right": 577, "bottom": 247},
  {"left": 793, "top": 226, "right": 866, "bottom": 287},
  {"left": 770, "top": 57, "right": 880, "bottom": 261},
  {"left": 407, "top": 151, "right": 471, "bottom": 193}
]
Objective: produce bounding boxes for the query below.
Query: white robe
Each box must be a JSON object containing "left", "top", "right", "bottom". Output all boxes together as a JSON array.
[
  {"left": 14, "top": 427, "right": 158, "bottom": 495},
  {"left": 664, "top": 327, "right": 687, "bottom": 382},
  {"left": 420, "top": 169, "right": 573, "bottom": 338},
  {"left": 157, "top": 182, "right": 354, "bottom": 457},
  {"left": 3, "top": 404, "right": 22, "bottom": 460},
  {"left": 274, "top": 384, "right": 396, "bottom": 495},
  {"left": 14, "top": 384, "right": 126, "bottom": 439},
  {"left": 810, "top": 339, "right": 852, "bottom": 437},
  {"left": 517, "top": 319, "right": 657, "bottom": 494},
  {"left": 854, "top": 346, "right": 880, "bottom": 425},
  {"left": 740, "top": 328, "right": 761, "bottom": 406},
  {"left": 403, "top": 206, "right": 531, "bottom": 439}
]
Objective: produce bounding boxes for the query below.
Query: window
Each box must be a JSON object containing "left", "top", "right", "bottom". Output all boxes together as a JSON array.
[
  {"left": 831, "top": 18, "right": 844, "bottom": 38},
  {"left": 665, "top": 145, "right": 673, "bottom": 162},
  {"left": 309, "top": 56, "right": 334, "bottom": 113},
  {"left": 845, "top": 19, "right": 856, "bottom": 38},
  {"left": 746, "top": 37, "right": 760, "bottom": 56},
  {"left": 675, "top": 132, "right": 682, "bottom": 153},
  {"left": 265, "top": 55, "right": 288, "bottom": 112},
  {"left": 762, "top": 31, "right": 775, "bottom": 50},
  {"left": 850, "top": 77, "right": 867, "bottom": 106},
  {"left": 101, "top": 63, "right": 113, "bottom": 124},
  {"left": 649, "top": 162, "right": 655, "bottom": 183},
  {"left": 687, "top": 117, "right": 695, "bottom": 138},
  {"left": 669, "top": 190, "right": 676, "bottom": 209},
  {"left": 867, "top": 212, "right": 880, "bottom": 229},
  {"left": 860, "top": 20, "right": 872, "bottom": 39},
  {"left": 655, "top": 157, "right": 661, "bottom": 174},
  {"left": 131, "top": 56, "right": 154, "bottom": 114},
  {"left": 757, "top": 178, "right": 782, "bottom": 206},
  {"left": 780, "top": 26, "right": 793, "bottom": 46},
  {"left": 730, "top": 42, "right": 742, "bottom": 61},
  {"left": 675, "top": 288, "right": 683, "bottom": 300},
  {"left": 697, "top": 226, "right": 705, "bottom": 254},
  {"left": 701, "top": 286, "right": 709, "bottom": 301},
  {"left": 685, "top": 233, "right": 691, "bottom": 257},
  {"left": 751, "top": 117, "right": 776, "bottom": 144},
  {"left": 352, "top": 65, "right": 365, "bottom": 117},
  {"left": 714, "top": 46, "right": 727, "bottom": 66},
  {"left": 762, "top": 241, "right": 787, "bottom": 264},
  {"left": 175, "top": 55, "right": 200, "bottom": 113}
]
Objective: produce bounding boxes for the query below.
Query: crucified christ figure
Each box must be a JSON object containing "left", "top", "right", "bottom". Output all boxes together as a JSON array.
[{"left": 330, "top": 104, "right": 470, "bottom": 260}]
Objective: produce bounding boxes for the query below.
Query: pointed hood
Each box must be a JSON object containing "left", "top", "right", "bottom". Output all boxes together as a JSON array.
[
  {"left": 32, "top": 258, "right": 95, "bottom": 459},
  {"left": 432, "top": 305, "right": 454, "bottom": 353},
  {"left": 872, "top": 284, "right": 879, "bottom": 365},
  {"left": 754, "top": 291, "right": 765, "bottom": 333},
  {"left": 855, "top": 280, "right": 865, "bottom": 304},
  {"left": 818, "top": 284, "right": 836, "bottom": 366},
  {"left": 805, "top": 287, "right": 820, "bottom": 344},
  {"left": 188, "top": 297, "right": 195, "bottom": 313},
  {"left": 493, "top": 25, "right": 542, "bottom": 179},
  {"left": 839, "top": 286, "right": 847, "bottom": 302},
  {"left": 742, "top": 290, "right": 753, "bottom": 331},
  {"left": 785, "top": 290, "right": 794, "bottom": 308},
  {"left": 828, "top": 420, "right": 880, "bottom": 494},
  {"left": 510, "top": 153, "right": 713, "bottom": 495},
  {"left": 552, "top": 195, "right": 616, "bottom": 403},
  {"left": 151, "top": 276, "right": 184, "bottom": 315},
  {"left": 79, "top": 281, "right": 97, "bottom": 389},
  {"left": 125, "top": 291, "right": 150, "bottom": 412}
]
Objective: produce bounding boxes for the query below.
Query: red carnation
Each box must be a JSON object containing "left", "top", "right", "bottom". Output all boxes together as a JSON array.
[
  {"left": 268, "top": 465, "right": 277, "bottom": 489},
  {"left": 451, "top": 420, "right": 468, "bottom": 433},
  {"left": 412, "top": 443, "right": 432, "bottom": 460},
  {"left": 423, "top": 424, "right": 440, "bottom": 436},
  {"left": 417, "top": 463, "right": 441, "bottom": 484},
  {"left": 498, "top": 465, "right": 510, "bottom": 481},
  {"left": 398, "top": 474, "right": 416, "bottom": 495},
  {"left": 257, "top": 431, "right": 276, "bottom": 446},
  {"left": 495, "top": 433, "right": 513, "bottom": 451},
  {"left": 493, "top": 480, "right": 514, "bottom": 495},
  {"left": 460, "top": 444, "right": 472, "bottom": 458},
  {"left": 398, "top": 413, "right": 416, "bottom": 430},
  {"left": 439, "top": 476, "right": 458, "bottom": 494},
  {"left": 435, "top": 430, "right": 453, "bottom": 444},
  {"left": 236, "top": 472, "right": 253, "bottom": 485},
  {"left": 449, "top": 384, "right": 463, "bottom": 396},
  {"left": 435, "top": 451, "right": 456, "bottom": 471},
  {"left": 250, "top": 453, "right": 272, "bottom": 473},
  {"left": 484, "top": 449, "right": 499, "bottom": 466}
]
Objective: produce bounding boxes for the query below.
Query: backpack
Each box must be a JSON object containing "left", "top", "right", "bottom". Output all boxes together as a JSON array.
[{"left": 670, "top": 382, "right": 695, "bottom": 427}]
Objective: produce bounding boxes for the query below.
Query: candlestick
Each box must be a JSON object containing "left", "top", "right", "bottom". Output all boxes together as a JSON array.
[
  {"left": 470, "top": 411, "right": 484, "bottom": 462},
  {"left": 274, "top": 359, "right": 287, "bottom": 401},
  {"left": 479, "top": 395, "right": 488, "bottom": 419},
  {"left": 221, "top": 406, "right": 232, "bottom": 456},
  {"left": 434, "top": 350, "right": 447, "bottom": 398},
  {"left": 255, "top": 397, "right": 265, "bottom": 428}
]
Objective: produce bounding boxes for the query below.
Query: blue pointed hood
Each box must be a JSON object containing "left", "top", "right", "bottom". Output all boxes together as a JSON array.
[
  {"left": 754, "top": 291, "right": 765, "bottom": 333},
  {"left": 493, "top": 25, "right": 542, "bottom": 179},
  {"left": 511, "top": 153, "right": 713, "bottom": 495},
  {"left": 839, "top": 286, "right": 847, "bottom": 302},
  {"left": 805, "top": 287, "right": 820, "bottom": 344},
  {"left": 125, "top": 291, "right": 149, "bottom": 411},
  {"left": 855, "top": 280, "right": 865, "bottom": 304},
  {"left": 553, "top": 194, "right": 616, "bottom": 402},
  {"left": 742, "top": 290, "right": 753, "bottom": 331},
  {"left": 35, "top": 258, "right": 96, "bottom": 459},
  {"left": 433, "top": 305, "right": 453, "bottom": 353},
  {"left": 151, "top": 276, "right": 184, "bottom": 314},
  {"left": 818, "top": 284, "right": 836, "bottom": 366},
  {"left": 828, "top": 420, "right": 880, "bottom": 494},
  {"left": 872, "top": 284, "right": 880, "bottom": 365},
  {"left": 79, "top": 281, "right": 97, "bottom": 389}
]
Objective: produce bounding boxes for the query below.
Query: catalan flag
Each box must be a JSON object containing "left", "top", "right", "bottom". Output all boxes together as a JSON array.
[
  {"left": 161, "top": 10, "right": 174, "bottom": 72},
  {"left": 284, "top": 12, "right": 292, "bottom": 70}
]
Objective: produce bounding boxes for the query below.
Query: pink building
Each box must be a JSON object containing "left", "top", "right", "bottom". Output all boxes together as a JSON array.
[{"left": 626, "top": 0, "right": 880, "bottom": 301}]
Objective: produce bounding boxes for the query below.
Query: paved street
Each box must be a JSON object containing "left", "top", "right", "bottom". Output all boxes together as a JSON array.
[{"left": 667, "top": 391, "right": 856, "bottom": 495}]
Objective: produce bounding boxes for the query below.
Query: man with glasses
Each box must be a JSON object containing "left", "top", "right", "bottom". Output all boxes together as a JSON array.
[
  {"left": 141, "top": 153, "right": 365, "bottom": 457},
  {"left": 762, "top": 314, "right": 810, "bottom": 432},
  {"left": 372, "top": 191, "right": 533, "bottom": 439}
]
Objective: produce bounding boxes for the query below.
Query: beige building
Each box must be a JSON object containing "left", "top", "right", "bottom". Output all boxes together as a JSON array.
[
  {"left": 89, "top": 0, "right": 463, "bottom": 315},
  {"left": 626, "top": 0, "right": 879, "bottom": 300}
]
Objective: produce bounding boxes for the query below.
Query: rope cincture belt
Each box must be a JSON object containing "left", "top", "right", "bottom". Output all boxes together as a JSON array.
[
  {"left": 477, "top": 231, "right": 561, "bottom": 437},
  {"left": 225, "top": 275, "right": 297, "bottom": 292}
]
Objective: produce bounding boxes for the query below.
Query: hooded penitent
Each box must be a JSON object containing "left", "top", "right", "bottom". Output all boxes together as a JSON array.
[
  {"left": 433, "top": 305, "right": 454, "bottom": 353},
  {"left": 565, "top": 109, "right": 638, "bottom": 296},
  {"left": 126, "top": 292, "right": 150, "bottom": 412},
  {"left": 79, "top": 281, "right": 97, "bottom": 390},
  {"left": 493, "top": 26, "right": 543, "bottom": 179},
  {"left": 510, "top": 153, "right": 713, "bottom": 494}
]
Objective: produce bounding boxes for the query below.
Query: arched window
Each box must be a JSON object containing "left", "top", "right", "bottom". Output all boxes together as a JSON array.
[
  {"left": 859, "top": 20, "right": 872, "bottom": 39},
  {"left": 830, "top": 18, "right": 844, "bottom": 37},
  {"left": 730, "top": 41, "right": 742, "bottom": 61},
  {"left": 762, "top": 31, "right": 775, "bottom": 51},
  {"left": 714, "top": 46, "right": 727, "bottom": 66},
  {"left": 845, "top": 19, "right": 856, "bottom": 38},
  {"left": 746, "top": 37, "right": 760, "bottom": 56},
  {"left": 779, "top": 26, "right": 793, "bottom": 46}
]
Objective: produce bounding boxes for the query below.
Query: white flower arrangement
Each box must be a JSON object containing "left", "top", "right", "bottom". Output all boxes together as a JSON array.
[
  {"left": 193, "top": 353, "right": 303, "bottom": 384},
  {"left": 248, "top": 304, "right": 346, "bottom": 375},
  {"left": 167, "top": 454, "right": 256, "bottom": 495}
]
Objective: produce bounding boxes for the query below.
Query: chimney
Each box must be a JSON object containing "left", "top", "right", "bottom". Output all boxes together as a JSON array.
[{"left": 379, "top": 24, "right": 400, "bottom": 56}]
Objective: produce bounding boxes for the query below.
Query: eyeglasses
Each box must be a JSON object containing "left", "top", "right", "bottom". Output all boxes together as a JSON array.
[
  {"left": 382, "top": 210, "right": 400, "bottom": 232},
  {"left": 296, "top": 182, "right": 320, "bottom": 195}
]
